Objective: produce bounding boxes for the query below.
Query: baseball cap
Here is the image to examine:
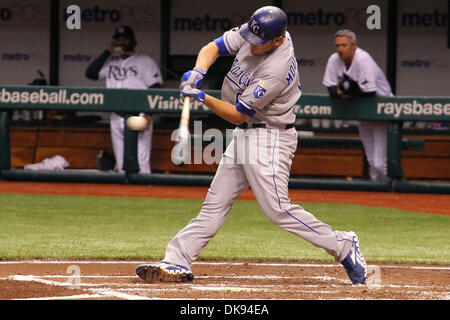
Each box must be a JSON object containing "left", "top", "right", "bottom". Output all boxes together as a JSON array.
[
  {"left": 239, "top": 6, "right": 287, "bottom": 45},
  {"left": 113, "top": 26, "right": 135, "bottom": 39}
]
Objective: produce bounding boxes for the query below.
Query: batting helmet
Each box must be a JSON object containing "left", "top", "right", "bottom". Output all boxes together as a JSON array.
[{"left": 239, "top": 6, "right": 288, "bottom": 45}]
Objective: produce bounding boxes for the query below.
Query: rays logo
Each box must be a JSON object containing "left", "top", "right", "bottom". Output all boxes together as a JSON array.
[
  {"left": 108, "top": 65, "right": 138, "bottom": 80},
  {"left": 253, "top": 82, "right": 268, "bottom": 99}
]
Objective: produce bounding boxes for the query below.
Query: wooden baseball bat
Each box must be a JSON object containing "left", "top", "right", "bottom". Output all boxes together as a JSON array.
[
  {"left": 172, "top": 96, "right": 190, "bottom": 167},
  {"left": 180, "top": 96, "right": 190, "bottom": 128}
]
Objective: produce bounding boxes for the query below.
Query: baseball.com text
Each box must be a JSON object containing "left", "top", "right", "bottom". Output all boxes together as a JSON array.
[{"left": 0, "top": 88, "right": 104, "bottom": 105}]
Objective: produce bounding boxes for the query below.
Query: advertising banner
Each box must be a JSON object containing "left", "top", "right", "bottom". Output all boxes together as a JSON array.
[
  {"left": 170, "top": 0, "right": 271, "bottom": 56},
  {"left": 283, "top": 0, "right": 389, "bottom": 94},
  {"left": 59, "top": 0, "right": 161, "bottom": 87},
  {"left": 396, "top": 0, "right": 449, "bottom": 96},
  {"left": 1, "top": 86, "right": 449, "bottom": 121},
  {"left": 0, "top": 0, "right": 50, "bottom": 86}
]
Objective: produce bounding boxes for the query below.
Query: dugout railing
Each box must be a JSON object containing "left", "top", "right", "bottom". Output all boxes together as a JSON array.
[{"left": 0, "top": 86, "right": 449, "bottom": 194}]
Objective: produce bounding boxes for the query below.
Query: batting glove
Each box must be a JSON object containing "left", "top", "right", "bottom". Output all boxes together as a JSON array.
[
  {"left": 180, "top": 67, "right": 206, "bottom": 89},
  {"left": 180, "top": 86, "right": 206, "bottom": 102}
]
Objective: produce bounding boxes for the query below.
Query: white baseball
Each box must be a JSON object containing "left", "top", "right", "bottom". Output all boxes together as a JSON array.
[{"left": 126, "top": 116, "right": 148, "bottom": 131}]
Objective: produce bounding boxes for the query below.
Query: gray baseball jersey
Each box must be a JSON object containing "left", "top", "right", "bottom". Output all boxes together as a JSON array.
[
  {"left": 163, "top": 27, "right": 358, "bottom": 270},
  {"left": 99, "top": 53, "right": 162, "bottom": 173},
  {"left": 215, "top": 28, "right": 302, "bottom": 128}
]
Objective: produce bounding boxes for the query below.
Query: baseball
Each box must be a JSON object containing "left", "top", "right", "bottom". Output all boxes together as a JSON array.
[{"left": 126, "top": 116, "right": 148, "bottom": 131}]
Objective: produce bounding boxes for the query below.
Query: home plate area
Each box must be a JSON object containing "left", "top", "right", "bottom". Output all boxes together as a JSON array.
[{"left": 0, "top": 260, "right": 449, "bottom": 300}]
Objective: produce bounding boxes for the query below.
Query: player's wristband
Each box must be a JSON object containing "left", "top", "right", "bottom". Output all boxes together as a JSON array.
[
  {"left": 180, "top": 87, "right": 205, "bottom": 102},
  {"left": 193, "top": 67, "right": 207, "bottom": 76}
]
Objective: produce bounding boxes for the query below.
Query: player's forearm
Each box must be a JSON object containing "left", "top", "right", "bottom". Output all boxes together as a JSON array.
[
  {"left": 327, "top": 86, "right": 339, "bottom": 98},
  {"left": 195, "top": 42, "right": 220, "bottom": 72},
  {"left": 85, "top": 50, "right": 110, "bottom": 80},
  {"left": 203, "top": 94, "right": 249, "bottom": 125}
]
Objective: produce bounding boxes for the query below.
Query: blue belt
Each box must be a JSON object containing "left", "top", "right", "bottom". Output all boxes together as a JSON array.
[{"left": 237, "top": 123, "right": 295, "bottom": 130}]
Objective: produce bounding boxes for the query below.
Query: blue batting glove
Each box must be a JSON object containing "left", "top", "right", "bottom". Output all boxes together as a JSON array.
[
  {"left": 180, "top": 67, "right": 206, "bottom": 89},
  {"left": 180, "top": 86, "right": 206, "bottom": 102}
]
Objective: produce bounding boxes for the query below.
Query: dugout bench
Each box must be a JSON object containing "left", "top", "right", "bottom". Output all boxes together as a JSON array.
[
  {"left": 297, "top": 136, "right": 425, "bottom": 179},
  {"left": 192, "top": 133, "right": 425, "bottom": 180}
]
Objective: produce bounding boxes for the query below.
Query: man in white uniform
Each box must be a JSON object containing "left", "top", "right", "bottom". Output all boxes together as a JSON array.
[
  {"left": 323, "top": 29, "right": 393, "bottom": 182},
  {"left": 136, "top": 7, "right": 367, "bottom": 285},
  {"left": 85, "top": 26, "right": 163, "bottom": 173}
]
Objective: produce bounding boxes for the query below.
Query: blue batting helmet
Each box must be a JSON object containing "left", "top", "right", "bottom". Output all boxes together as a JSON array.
[{"left": 239, "top": 6, "right": 288, "bottom": 45}]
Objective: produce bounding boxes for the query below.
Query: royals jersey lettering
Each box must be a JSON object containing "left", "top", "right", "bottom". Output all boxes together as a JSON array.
[{"left": 214, "top": 29, "right": 302, "bottom": 128}]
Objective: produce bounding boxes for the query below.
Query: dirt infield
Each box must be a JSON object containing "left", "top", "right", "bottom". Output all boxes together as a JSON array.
[
  {"left": 0, "top": 260, "right": 449, "bottom": 300},
  {"left": 0, "top": 181, "right": 449, "bottom": 300}
]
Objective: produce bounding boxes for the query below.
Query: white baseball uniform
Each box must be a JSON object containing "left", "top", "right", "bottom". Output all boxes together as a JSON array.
[
  {"left": 323, "top": 47, "right": 393, "bottom": 182},
  {"left": 99, "top": 53, "right": 163, "bottom": 173},
  {"left": 163, "top": 28, "right": 358, "bottom": 269}
]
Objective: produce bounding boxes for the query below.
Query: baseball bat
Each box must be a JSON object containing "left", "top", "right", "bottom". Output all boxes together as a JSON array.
[
  {"left": 180, "top": 96, "right": 190, "bottom": 129},
  {"left": 171, "top": 96, "right": 191, "bottom": 167}
]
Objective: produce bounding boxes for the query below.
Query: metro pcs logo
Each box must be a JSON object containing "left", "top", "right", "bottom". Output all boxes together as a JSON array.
[{"left": 62, "top": 4, "right": 158, "bottom": 29}]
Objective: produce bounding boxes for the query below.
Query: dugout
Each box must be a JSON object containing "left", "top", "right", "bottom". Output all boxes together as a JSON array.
[
  {"left": 1, "top": 88, "right": 449, "bottom": 194},
  {"left": 0, "top": 1, "right": 449, "bottom": 193}
]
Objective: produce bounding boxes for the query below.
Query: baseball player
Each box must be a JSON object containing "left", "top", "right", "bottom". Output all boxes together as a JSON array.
[
  {"left": 323, "top": 29, "right": 393, "bottom": 182},
  {"left": 85, "top": 26, "right": 163, "bottom": 174},
  {"left": 136, "top": 7, "right": 367, "bottom": 284}
]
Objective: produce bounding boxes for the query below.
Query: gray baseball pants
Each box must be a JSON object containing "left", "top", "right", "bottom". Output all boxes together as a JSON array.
[{"left": 164, "top": 127, "right": 355, "bottom": 269}]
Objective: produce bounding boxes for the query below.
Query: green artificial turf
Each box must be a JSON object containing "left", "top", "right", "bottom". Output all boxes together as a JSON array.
[{"left": 0, "top": 193, "right": 448, "bottom": 264}]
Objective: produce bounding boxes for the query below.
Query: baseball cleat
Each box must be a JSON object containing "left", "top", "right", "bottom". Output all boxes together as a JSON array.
[
  {"left": 136, "top": 261, "right": 194, "bottom": 283},
  {"left": 340, "top": 232, "right": 367, "bottom": 284}
]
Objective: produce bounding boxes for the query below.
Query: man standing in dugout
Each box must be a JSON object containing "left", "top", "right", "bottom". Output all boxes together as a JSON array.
[
  {"left": 136, "top": 7, "right": 367, "bottom": 285},
  {"left": 85, "top": 26, "right": 163, "bottom": 174},
  {"left": 323, "top": 29, "right": 393, "bottom": 182}
]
